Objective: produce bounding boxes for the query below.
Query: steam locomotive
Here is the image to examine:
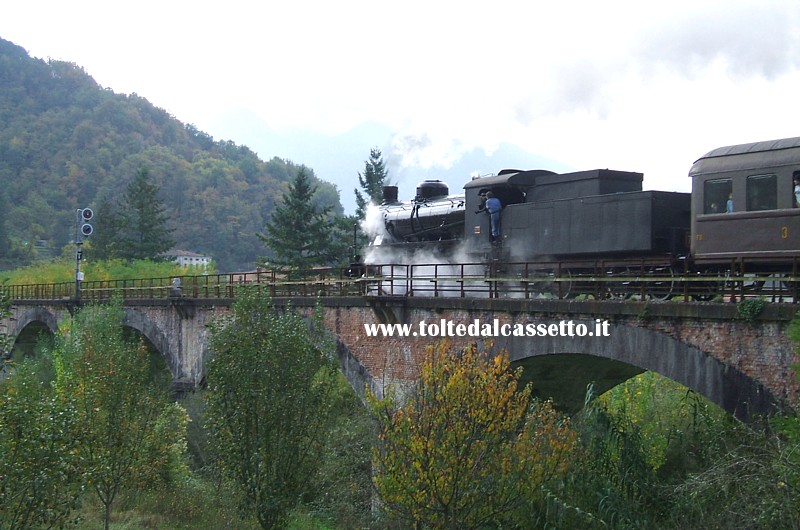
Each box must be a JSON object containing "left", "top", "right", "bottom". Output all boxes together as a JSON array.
[
  {"left": 366, "top": 136, "right": 800, "bottom": 294},
  {"left": 375, "top": 169, "right": 690, "bottom": 261}
]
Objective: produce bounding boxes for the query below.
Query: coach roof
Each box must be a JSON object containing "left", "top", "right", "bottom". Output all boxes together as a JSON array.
[{"left": 690, "top": 136, "right": 800, "bottom": 177}]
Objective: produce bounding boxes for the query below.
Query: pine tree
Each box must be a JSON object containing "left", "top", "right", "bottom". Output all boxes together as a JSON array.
[
  {"left": 354, "top": 147, "right": 388, "bottom": 221},
  {"left": 119, "top": 167, "right": 174, "bottom": 260},
  {"left": 259, "top": 167, "right": 340, "bottom": 270},
  {"left": 89, "top": 195, "right": 124, "bottom": 261},
  {"left": 0, "top": 188, "right": 9, "bottom": 259}
]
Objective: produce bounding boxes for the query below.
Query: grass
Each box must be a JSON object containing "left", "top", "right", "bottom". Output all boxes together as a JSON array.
[
  {"left": 72, "top": 478, "right": 260, "bottom": 530},
  {"left": 70, "top": 475, "right": 356, "bottom": 529}
]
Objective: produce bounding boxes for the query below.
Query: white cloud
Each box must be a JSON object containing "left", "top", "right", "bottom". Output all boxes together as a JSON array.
[{"left": 4, "top": 0, "right": 800, "bottom": 206}]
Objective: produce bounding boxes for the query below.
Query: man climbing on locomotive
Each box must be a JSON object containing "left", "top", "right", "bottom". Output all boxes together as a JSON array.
[{"left": 485, "top": 190, "right": 502, "bottom": 243}]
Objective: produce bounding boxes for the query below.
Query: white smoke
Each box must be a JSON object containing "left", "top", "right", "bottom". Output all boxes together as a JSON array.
[
  {"left": 358, "top": 205, "right": 490, "bottom": 297},
  {"left": 357, "top": 199, "right": 552, "bottom": 298},
  {"left": 365, "top": 247, "right": 489, "bottom": 297},
  {"left": 360, "top": 202, "right": 388, "bottom": 247}
]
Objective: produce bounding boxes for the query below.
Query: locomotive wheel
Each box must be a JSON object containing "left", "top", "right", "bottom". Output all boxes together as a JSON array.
[
  {"left": 605, "top": 267, "right": 634, "bottom": 300},
  {"left": 743, "top": 274, "right": 768, "bottom": 292},
  {"left": 645, "top": 265, "right": 676, "bottom": 301},
  {"left": 519, "top": 268, "right": 573, "bottom": 299},
  {"left": 610, "top": 264, "right": 677, "bottom": 301},
  {"left": 781, "top": 276, "right": 799, "bottom": 301},
  {"left": 547, "top": 269, "right": 577, "bottom": 299},
  {"left": 692, "top": 281, "right": 723, "bottom": 301},
  {"left": 552, "top": 268, "right": 573, "bottom": 299}
]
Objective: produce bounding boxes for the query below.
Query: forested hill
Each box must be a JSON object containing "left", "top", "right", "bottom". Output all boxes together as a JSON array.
[{"left": 0, "top": 37, "right": 343, "bottom": 272}]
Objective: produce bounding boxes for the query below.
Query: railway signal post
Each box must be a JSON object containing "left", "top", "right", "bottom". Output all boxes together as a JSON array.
[{"left": 75, "top": 207, "right": 94, "bottom": 303}]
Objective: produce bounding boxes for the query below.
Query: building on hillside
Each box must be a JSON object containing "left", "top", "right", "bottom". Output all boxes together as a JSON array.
[{"left": 161, "top": 249, "right": 212, "bottom": 269}]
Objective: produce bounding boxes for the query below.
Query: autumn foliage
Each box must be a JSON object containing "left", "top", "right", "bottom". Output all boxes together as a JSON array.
[
  {"left": 51, "top": 300, "right": 173, "bottom": 530},
  {"left": 368, "top": 341, "right": 577, "bottom": 529}
]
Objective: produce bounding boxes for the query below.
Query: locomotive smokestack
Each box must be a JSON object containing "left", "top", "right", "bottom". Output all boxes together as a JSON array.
[{"left": 382, "top": 185, "right": 399, "bottom": 204}]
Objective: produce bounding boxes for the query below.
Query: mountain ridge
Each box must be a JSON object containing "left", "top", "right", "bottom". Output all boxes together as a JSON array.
[{"left": 0, "top": 37, "right": 341, "bottom": 271}]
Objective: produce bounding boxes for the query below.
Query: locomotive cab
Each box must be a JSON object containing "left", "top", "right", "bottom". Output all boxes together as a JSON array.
[{"left": 464, "top": 170, "right": 551, "bottom": 254}]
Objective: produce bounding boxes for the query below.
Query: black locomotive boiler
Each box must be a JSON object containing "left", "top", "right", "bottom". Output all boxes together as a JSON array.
[{"left": 375, "top": 179, "right": 466, "bottom": 248}]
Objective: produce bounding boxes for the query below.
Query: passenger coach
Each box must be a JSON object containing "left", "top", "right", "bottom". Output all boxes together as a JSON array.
[{"left": 690, "top": 137, "right": 800, "bottom": 267}]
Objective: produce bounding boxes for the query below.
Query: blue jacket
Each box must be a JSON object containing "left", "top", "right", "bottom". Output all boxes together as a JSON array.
[{"left": 486, "top": 197, "right": 502, "bottom": 214}]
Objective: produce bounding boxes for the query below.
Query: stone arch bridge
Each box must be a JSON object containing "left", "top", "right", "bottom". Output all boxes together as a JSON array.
[{"left": 3, "top": 295, "right": 799, "bottom": 421}]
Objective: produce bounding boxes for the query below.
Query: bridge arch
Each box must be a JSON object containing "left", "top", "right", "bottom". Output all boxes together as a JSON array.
[
  {"left": 10, "top": 307, "right": 59, "bottom": 338},
  {"left": 333, "top": 336, "right": 377, "bottom": 402},
  {"left": 7, "top": 307, "right": 59, "bottom": 359},
  {"left": 499, "top": 320, "right": 779, "bottom": 421},
  {"left": 121, "top": 308, "right": 178, "bottom": 381}
]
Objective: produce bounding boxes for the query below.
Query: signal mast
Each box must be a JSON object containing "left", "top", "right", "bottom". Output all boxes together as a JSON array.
[{"left": 75, "top": 208, "right": 94, "bottom": 303}]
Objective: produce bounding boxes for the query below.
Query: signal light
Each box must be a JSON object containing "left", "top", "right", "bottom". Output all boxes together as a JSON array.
[{"left": 77, "top": 207, "right": 94, "bottom": 242}]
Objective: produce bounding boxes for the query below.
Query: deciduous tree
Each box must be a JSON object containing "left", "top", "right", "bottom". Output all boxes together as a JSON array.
[
  {"left": 0, "top": 358, "right": 83, "bottom": 530},
  {"left": 51, "top": 300, "right": 169, "bottom": 530},
  {"left": 0, "top": 288, "right": 83, "bottom": 530},
  {"left": 368, "top": 341, "right": 576, "bottom": 529},
  {"left": 205, "top": 288, "right": 339, "bottom": 529}
]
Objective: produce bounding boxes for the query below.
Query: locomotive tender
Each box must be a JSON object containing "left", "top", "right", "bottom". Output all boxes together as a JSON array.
[
  {"left": 368, "top": 136, "right": 800, "bottom": 291},
  {"left": 461, "top": 169, "right": 690, "bottom": 261}
]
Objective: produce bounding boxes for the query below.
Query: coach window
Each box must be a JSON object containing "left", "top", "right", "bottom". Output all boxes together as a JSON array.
[
  {"left": 703, "top": 178, "right": 732, "bottom": 214},
  {"left": 793, "top": 170, "right": 800, "bottom": 207},
  {"left": 746, "top": 174, "right": 777, "bottom": 211}
]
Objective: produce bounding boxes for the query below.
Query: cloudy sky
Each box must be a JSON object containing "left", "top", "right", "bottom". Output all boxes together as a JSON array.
[{"left": 4, "top": 0, "right": 800, "bottom": 211}]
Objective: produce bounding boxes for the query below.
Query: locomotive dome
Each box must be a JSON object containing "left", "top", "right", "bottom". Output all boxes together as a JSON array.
[{"left": 415, "top": 179, "right": 449, "bottom": 200}]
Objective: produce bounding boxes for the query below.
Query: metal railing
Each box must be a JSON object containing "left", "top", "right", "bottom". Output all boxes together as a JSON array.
[
  {"left": 4, "top": 269, "right": 365, "bottom": 301},
  {"left": 4, "top": 257, "right": 799, "bottom": 303},
  {"left": 358, "top": 258, "right": 799, "bottom": 302}
]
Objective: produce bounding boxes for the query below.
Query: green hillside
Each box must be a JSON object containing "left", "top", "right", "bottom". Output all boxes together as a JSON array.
[{"left": 0, "top": 37, "right": 343, "bottom": 272}]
